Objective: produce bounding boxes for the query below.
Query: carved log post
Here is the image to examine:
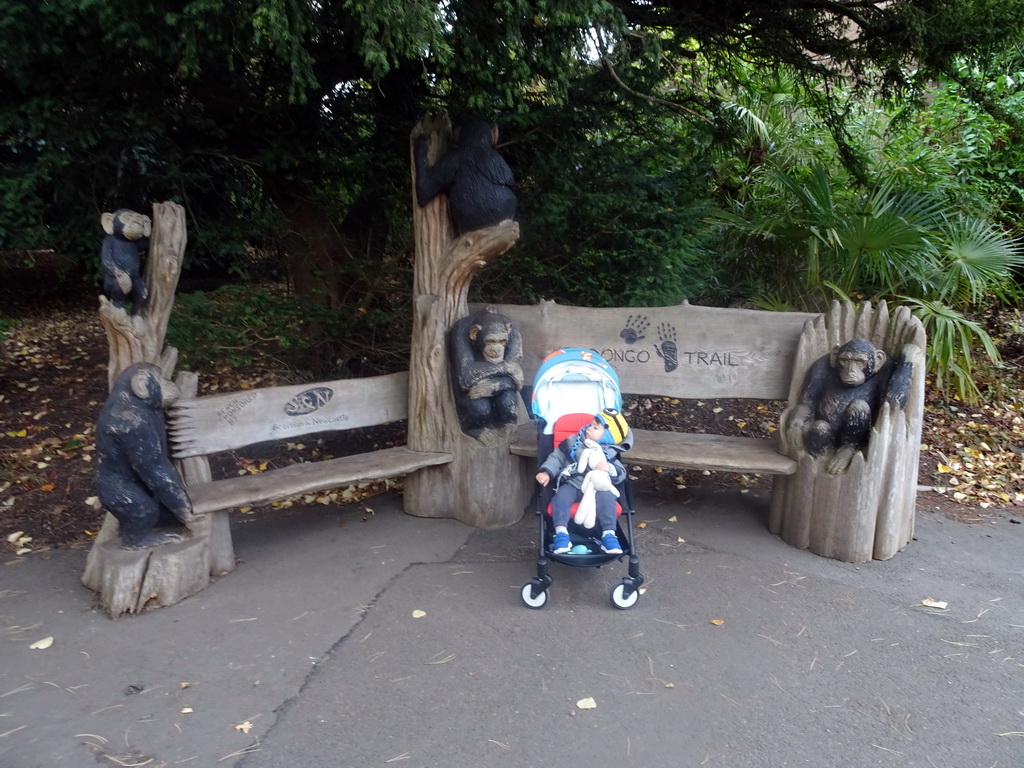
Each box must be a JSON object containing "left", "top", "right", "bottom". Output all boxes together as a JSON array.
[
  {"left": 769, "top": 301, "right": 926, "bottom": 562},
  {"left": 85, "top": 202, "right": 229, "bottom": 616},
  {"left": 403, "top": 115, "right": 533, "bottom": 527}
]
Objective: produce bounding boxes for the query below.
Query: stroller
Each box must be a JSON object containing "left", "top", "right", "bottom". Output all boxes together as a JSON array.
[{"left": 520, "top": 347, "right": 645, "bottom": 610}]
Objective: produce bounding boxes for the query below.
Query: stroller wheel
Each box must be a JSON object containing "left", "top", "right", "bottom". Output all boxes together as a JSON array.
[
  {"left": 610, "top": 581, "right": 639, "bottom": 610},
  {"left": 521, "top": 581, "right": 549, "bottom": 609}
]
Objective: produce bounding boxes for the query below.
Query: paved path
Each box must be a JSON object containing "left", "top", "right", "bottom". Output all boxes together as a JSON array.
[{"left": 2, "top": 487, "right": 1022, "bottom": 767}]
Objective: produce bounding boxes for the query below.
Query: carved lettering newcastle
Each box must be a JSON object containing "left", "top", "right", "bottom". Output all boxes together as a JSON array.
[{"left": 272, "top": 412, "right": 351, "bottom": 433}]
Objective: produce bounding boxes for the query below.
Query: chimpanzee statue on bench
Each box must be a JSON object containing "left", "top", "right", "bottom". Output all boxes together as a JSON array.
[
  {"left": 95, "top": 363, "right": 193, "bottom": 548},
  {"left": 785, "top": 338, "right": 911, "bottom": 475}
]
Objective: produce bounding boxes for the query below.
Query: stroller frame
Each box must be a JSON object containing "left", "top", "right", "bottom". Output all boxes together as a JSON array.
[{"left": 519, "top": 348, "right": 645, "bottom": 609}]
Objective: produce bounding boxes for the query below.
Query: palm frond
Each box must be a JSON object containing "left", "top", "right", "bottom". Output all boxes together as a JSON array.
[{"left": 934, "top": 217, "right": 1024, "bottom": 305}]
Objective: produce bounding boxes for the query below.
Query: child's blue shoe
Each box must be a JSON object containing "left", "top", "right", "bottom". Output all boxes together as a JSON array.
[
  {"left": 600, "top": 532, "right": 623, "bottom": 554},
  {"left": 551, "top": 531, "right": 572, "bottom": 554}
]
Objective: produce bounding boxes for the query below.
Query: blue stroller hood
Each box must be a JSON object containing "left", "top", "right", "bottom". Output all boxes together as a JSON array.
[{"left": 531, "top": 347, "right": 622, "bottom": 434}]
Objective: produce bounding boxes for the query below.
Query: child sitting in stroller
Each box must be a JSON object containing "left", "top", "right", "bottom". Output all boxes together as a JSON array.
[{"left": 535, "top": 408, "right": 633, "bottom": 554}]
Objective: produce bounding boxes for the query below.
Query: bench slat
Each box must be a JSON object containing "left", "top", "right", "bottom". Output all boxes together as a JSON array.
[
  {"left": 510, "top": 423, "right": 796, "bottom": 476},
  {"left": 170, "top": 372, "right": 410, "bottom": 458},
  {"left": 480, "top": 301, "right": 818, "bottom": 401},
  {"left": 186, "top": 446, "right": 452, "bottom": 515}
]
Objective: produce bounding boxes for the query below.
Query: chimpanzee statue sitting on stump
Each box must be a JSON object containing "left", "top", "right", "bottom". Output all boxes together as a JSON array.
[
  {"left": 95, "top": 363, "right": 193, "bottom": 549},
  {"left": 785, "top": 338, "right": 911, "bottom": 475},
  {"left": 449, "top": 309, "right": 524, "bottom": 438},
  {"left": 414, "top": 117, "right": 517, "bottom": 234}
]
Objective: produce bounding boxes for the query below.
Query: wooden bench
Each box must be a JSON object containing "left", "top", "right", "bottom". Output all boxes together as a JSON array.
[
  {"left": 490, "top": 300, "right": 816, "bottom": 474},
  {"left": 83, "top": 370, "right": 451, "bottom": 616},
  {"left": 485, "top": 299, "right": 925, "bottom": 563},
  {"left": 168, "top": 371, "right": 451, "bottom": 514}
]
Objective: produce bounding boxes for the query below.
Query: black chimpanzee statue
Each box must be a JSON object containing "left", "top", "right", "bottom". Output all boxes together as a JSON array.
[
  {"left": 414, "top": 117, "right": 517, "bottom": 234},
  {"left": 101, "top": 209, "right": 151, "bottom": 315},
  {"left": 95, "top": 363, "right": 193, "bottom": 549},
  {"left": 449, "top": 309, "right": 524, "bottom": 438},
  {"left": 786, "top": 338, "right": 909, "bottom": 475}
]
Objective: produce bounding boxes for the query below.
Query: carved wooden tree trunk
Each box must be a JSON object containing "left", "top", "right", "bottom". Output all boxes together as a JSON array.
[
  {"left": 769, "top": 301, "right": 926, "bottom": 562},
  {"left": 84, "top": 202, "right": 235, "bottom": 616},
  {"left": 403, "top": 115, "right": 533, "bottom": 527}
]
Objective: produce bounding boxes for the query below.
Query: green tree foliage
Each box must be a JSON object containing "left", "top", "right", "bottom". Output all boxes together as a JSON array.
[
  {"left": 6, "top": 1, "right": 1024, "bottom": 398},
  {"left": 708, "top": 62, "right": 1024, "bottom": 401},
  {"left": 5, "top": 0, "right": 1023, "bottom": 278}
]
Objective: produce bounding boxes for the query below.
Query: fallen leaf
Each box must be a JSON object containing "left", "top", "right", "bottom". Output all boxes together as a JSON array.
[
  {"left": 577, "top": 697, "right": 597, "bottom": 710},
  {"left": 921, "top": 598, "right": 948, "bottom": 609},
  {"left": 181, "top": 707, "right": 194, "bottom": 714},
  {"left": 6, "top": 429, "right": 27, "bottom": 437},
  {"left": 636, "top": 522, "right": 647, "bottom": 529},
  {"left": 710, "top": 619, "right": 725, "bottom": 626},
  {"left": 412, "top": 610, "right": 427, "bottom": 618},
  {"left": 40, "top": 483, "right": 56, "bottom": 492},
  {"left": 235, "top": 721, "right": 254, "bottom": 734},
  {"left": 29, "top": 636, "right": 54, "bottom": 650},
  {"left": 668, "top": 515, "right": 677, "bottom": 522},
  {"left": 7, "top": 531, "right": 24, "bottom": 543}
]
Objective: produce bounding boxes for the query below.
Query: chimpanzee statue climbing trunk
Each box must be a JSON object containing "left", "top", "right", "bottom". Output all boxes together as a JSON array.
[{"left": 413, "top": 116, "right": 517, "bottom": 234}]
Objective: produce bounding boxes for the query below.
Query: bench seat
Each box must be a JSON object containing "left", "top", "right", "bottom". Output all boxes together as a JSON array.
[
  {"left": 509, "top": 422, "right": 797, "bottom": 476},
  {"left": 187, "top": 446, "right": 452, "bottom": 515}
]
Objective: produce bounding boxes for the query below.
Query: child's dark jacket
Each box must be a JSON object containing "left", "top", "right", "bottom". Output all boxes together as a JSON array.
[{"left": 537, "top": 427, "right": 634, "bottom": 491}]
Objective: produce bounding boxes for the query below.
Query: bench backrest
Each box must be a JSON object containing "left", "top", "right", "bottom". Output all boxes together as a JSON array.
[
  {"left": 482, "top": 301, "right": 819, "bottom": 401},
  {"left": 169, "top": 371, "right": 409, "bottom": 459}
]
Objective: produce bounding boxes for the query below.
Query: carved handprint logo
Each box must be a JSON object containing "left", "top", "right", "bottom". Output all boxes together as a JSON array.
[
  {"left": 620, "top": 315, "right": 650, "bottom": 345},
  {"left": 654, "top": 323, "right": 678, "bottom": 372}
]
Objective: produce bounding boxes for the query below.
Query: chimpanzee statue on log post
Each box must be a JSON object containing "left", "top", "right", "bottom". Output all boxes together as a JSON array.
[
  {"left": 449, "top": 309, "right": 524, "bottom": 438},
  {"left": 414, "top": 116, "right": 517, "bottom": 234},
  {"left": 404, "top": 114, "right": 532, "bottom": 528}
]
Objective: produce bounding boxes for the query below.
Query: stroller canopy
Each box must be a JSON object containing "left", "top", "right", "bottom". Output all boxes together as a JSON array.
[{"left": 531, "top": 347, "right": 622, "bottom": 434}]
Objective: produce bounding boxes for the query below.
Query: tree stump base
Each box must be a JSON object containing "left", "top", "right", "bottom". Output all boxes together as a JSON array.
[
  {"left": 81, "top": 509, "right": 233, "bottom": 616},
  {"left": 405, "top": 429, "right": 534, "bottom": 528}
]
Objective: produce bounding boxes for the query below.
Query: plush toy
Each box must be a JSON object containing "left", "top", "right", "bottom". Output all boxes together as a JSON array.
[{"left": 573, "top": 438, "right": 619, "bottom": 528}]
